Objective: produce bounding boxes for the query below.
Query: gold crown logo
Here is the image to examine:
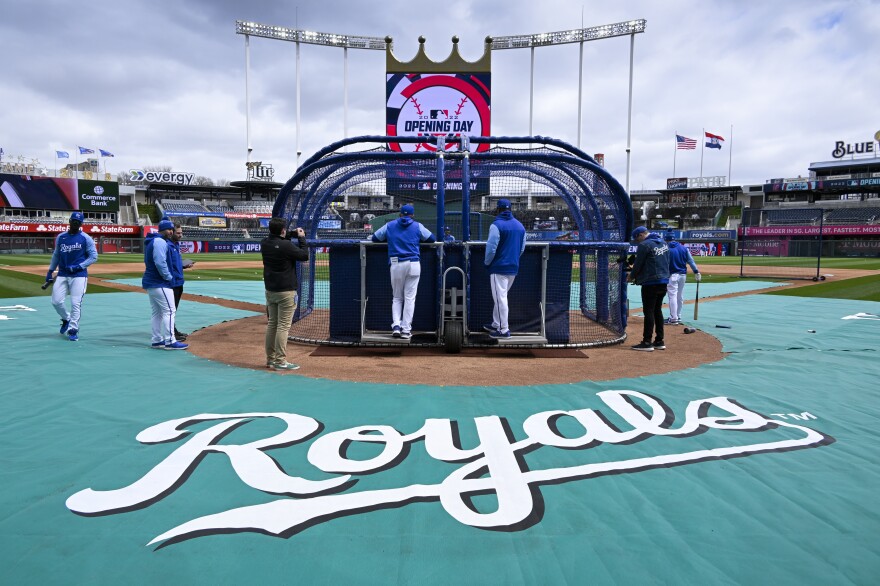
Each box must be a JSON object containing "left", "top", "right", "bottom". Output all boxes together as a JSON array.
[{"left": 386, "top": 35, "right": 492, "bottom": 73}]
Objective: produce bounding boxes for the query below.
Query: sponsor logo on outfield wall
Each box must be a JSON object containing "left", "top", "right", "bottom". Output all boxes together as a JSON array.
[
  {"left": 0, "top": 223, "right": 140, "bottom": 234},
  {"left": 739, "top": 225, "right": 880, "bottom": 236},
  {"left": 66, "top": 389, "right": 832, "bottom": 547}
]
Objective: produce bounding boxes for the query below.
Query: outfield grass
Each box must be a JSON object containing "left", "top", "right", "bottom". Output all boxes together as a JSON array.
[
  {"left": 699, "top": 256, "right": 880, "bottom": 270},
  {"left": 0, "top": 268, "right": 121, "bottom": 298},
  {"left": 764, "top": 273, "right": 880, "bottom": 302}
]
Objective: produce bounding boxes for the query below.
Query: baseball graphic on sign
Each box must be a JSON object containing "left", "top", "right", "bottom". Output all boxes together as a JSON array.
[{"left": 387, "top": 73, "right": 491, "bottom": 153}]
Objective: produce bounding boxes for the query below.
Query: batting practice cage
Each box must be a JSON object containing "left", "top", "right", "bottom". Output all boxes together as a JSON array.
[
  {"left": 272, "top": 135, "right": 633, "bottom": 352},
  {"left": 739, "top": 208, "right": 825, "bottom": 281}
]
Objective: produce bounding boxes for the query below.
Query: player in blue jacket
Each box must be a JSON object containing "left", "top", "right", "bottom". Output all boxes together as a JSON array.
[
  {"left": 630, "top": 226, "right": 670, "bottom": 351},
  {"left": 372, "top": 204, "right": 435, "bottom": 339},
  {"left": 664, "top": 232, "right": 700, "bottom": 325},
  {"left": 443, "top": 226, "right": 456, "bottom": 243},
  {"left": 142, "top": 219, "right": 187, "bottom": 350},
  {"left": 46, "top": 211, "right": 98, "bottom": 341},
  {"left": 483, "top": 198, "right": 526, "bottom": 338}
]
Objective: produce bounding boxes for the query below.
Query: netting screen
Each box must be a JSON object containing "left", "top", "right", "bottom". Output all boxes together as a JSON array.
[{"left": 277, "top": 136, "right": 633, "bottom": 348}]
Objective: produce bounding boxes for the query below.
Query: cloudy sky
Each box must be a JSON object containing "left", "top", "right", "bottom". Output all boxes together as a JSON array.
[{"left": 2, "top": 0, "right": 877, "bottom": 191}]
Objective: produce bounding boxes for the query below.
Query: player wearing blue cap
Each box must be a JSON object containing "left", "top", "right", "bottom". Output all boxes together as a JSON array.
[
  {"left": 443, "top": 226, "right": 456, "bottom": 243},
  {"left": 629, "top": 225, "right": 670, "bottom": 351},
  {"left": 372, "top": 204, "right": 436, "bottom": 339},
  {"left": 142, "top": 219, "right": 187, "bottom": 350},
  {"left": 46, "top": 211, "right": 98, "bottom": 341},
  {"left": 663, "top": 232, "right": 700, "bottom": 324},
  {"left": 483, "top": 198, "right": 526, "bottom": 338}
]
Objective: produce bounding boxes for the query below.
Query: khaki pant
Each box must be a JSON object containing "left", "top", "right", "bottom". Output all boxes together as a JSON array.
[{"left": 265, "top": 290, "right": 297, "bottom": 366}]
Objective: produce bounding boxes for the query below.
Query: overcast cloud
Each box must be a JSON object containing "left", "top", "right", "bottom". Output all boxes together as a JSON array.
[{"left": 1, "top": 0, "right": 877, "bottom": 190}]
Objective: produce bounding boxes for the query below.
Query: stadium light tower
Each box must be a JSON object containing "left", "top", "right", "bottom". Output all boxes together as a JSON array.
[
  {"left": 236, "top": 21, "right": 385, "bottom": 173},
  {"left": 491, "top": 19, "right": 646, "bottom": 192},
  {"left": 236, "top": 18, "right": 645, "bottom": 190}
]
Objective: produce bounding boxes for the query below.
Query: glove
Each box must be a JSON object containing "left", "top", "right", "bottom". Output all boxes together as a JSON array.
[
  {"left": 695, "top": 272, "right": 701, "bottom": 282},
  {"left": 45, "top": 270, "right": 54, "bottom": 282},
  {"left": 69, "top": 264, "right": 84, "bottom": 273}
]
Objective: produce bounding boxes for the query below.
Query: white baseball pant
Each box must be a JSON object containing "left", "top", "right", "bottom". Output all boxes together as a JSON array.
[
  {"left": 389, "top": 260, "right": 420, "bottom": 333},
  {"left": 52, "top": 276, "right": 88, "bottom": 332},
  {"left": 148, "top": 287, "right": 178, "bottom": 344},
  {"left": 667, "top": 273, "right": 687, "bottom": 322},
  {"left": 490, "top": 273, "right": 516, "bottom": 334}
]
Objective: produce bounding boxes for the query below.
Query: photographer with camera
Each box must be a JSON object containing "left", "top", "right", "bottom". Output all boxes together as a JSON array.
[{"left": 260, "top": 218, "right": 308, "bottom": 370}]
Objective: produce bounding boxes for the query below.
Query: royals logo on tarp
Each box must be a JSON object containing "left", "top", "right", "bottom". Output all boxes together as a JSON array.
[{"left": 66, "top": 389, "right": 832, "bottom": 547}]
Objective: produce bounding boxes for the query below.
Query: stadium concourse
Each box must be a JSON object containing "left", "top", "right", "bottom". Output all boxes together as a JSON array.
[{"left": 1, "top": 261, "right": 878, "bottom": 583}]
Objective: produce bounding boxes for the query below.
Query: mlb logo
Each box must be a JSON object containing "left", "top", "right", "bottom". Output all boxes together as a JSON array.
[
  {"left": 430, "top": 109, "right": 448, "bottom": 119},
  {"left": 418, "top": 182, "right": 432, "bottom": 190}
]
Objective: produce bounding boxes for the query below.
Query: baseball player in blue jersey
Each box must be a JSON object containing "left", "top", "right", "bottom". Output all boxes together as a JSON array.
[
  {"left": 443, "top": 227, "right": 456, "bottom": 243},
  {"left": 142, "top": 219, "right": 187, "bottom": 350},
  {"left": 46, "top": 211, "right": 98, "bottom": 341},
  {"left": 483, "top": 198, "right": 526, "bottom": 338},
  {"left": 371, "top": 204, "right": 435, "bottom": 339},
  {"left": 664, "top": 232, "right": 700, "bottom": 324}
]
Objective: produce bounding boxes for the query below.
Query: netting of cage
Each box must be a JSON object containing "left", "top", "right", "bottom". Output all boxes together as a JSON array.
[{"left": 273, "top": 136, "right": 633, "bottom": 347}]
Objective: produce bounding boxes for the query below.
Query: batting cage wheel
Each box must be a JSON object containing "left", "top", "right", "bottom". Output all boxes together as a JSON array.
[
  {"left": 444, "top": 321, "right": 464, "bottom": 354},
  {"left": 274, "top": 135, "right": 634, "bottom": 350}
]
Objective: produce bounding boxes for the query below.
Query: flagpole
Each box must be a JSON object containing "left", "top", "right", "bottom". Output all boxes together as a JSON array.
[
  {"left": 699, "top": 128, "right": 705, "bottom": 181},
  {"left": 54, "top": 152, "right": 57, "bottom": 178},
  {"left": 728, "top": 124, "right": 733, "bottom": 186},
  {"left": 673, "top": 132, "right": 677, "bottom": 177}
]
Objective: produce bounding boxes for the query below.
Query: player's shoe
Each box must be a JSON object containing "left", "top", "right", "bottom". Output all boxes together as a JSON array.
[
  {"left": 59, "top": 319, "right": 70, "bottom": 335},
  {"left": 652, "top": 341, "right": 666, "bottom": 350},
  {"left": 399, "top": 331, "right": 412, "bottom": 340},
  {"left": 174, "top": 330, "right": 188, "bottom": 341},
  {"left": 392, "top": 325, "right": 401, "bottom": 338},
  {"left": 151, "top": 342, "right": 166, "bottom": 349},
  {"left": 631, "top": 342, "right": 654, "bottom": 351},
  {"left": 490, "top": 329, "right": 511, "bottom": 338},
  {"left": 164, "top": 341, "right": 189, "bottom": 350},
  {"left": 482, "top": 323, "right": 497, "bottom": 333},
  {"left": 270, "top": 362, "right": 300, "bottom": 371},
  {"left": 663, "top": 318, "right": 680, "bottom": 325},
  {"left": 67, "top": 329, "right": 79, "bottom": 342}
]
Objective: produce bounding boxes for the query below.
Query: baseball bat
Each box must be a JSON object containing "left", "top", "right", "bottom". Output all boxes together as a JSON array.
[
  {"left": 693, "top": 280, "right": 700, "bottom": 320},
  {"left": 41, "top": 278, "right": 55, "bottom": 290}
]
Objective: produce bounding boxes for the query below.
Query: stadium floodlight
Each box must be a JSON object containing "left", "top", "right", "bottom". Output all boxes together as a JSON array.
[
  {"left": 235, "top": 21, "right": 386, "bottom": 49},
  {"left": 236, "top": 18, "right": 646, "bottom": 190}
]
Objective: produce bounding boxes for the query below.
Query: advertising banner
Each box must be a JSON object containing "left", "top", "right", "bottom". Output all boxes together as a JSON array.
[
  {"left": 739, "top": 225, "right": 880, "bottom": 236},
  {"left": 225, "top": 212, "right": 271, "bottom": 219},
  {"left": 0, "top": 222, "right": 140, "bottom": 235},
  {"left": 199, "top": 217, "right": 228, "bottom": 228},
  {"left": 666, "top": 177, "right": 688, "bottom": 190},
  {"left": 78, "top": 180, "right": 119, "bottom": 212}
]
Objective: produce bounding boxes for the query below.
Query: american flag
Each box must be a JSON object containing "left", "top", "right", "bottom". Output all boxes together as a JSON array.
[{"left": 676, "top": 134, "right": 697, "bottom": 150}]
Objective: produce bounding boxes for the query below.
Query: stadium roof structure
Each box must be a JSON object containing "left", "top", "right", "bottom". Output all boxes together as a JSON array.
[{"left": 808, "top": 158, "right": 880, "bottom": 173}]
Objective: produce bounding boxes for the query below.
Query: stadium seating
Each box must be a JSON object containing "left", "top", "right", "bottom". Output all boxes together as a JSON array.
[
  {"left": 764, "top": 209, "right": 824, "bottom": 225},
  {"left": 160, "top": 199, "right": 209, "bottom": 213},
  {"left": 824, "top": 207, "right": 880, "bottom": 224},
  {"left": 180, "top": 226, "right": 248, "bottom": 240}
]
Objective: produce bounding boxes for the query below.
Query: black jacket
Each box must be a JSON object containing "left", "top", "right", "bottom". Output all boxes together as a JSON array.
[{"left": 260, "top": 233, "right": 309, "bottom": 292}]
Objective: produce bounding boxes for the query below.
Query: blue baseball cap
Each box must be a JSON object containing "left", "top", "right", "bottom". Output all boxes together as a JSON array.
[
  {"left": 70, "top": 211, "right": 84, "bottom": 224},
  {"left": 158, "top": 219, "right": 175, "bottom": 231},
  {"left": 631, "top": 226, "right": 648, "bottom": 239},
  {"left": 400, "top": 204, "right": 415, "bottom": 216},
  {"left": 664, "top": 231, "right": 675, "bottom": 241},
  {"left": 497, "top": 198, "right": 511, "bottom": 209}
]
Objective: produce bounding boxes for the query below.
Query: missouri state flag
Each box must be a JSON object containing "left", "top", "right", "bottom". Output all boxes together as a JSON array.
[{"left": 705, "top": 132, "right": 724, "bottom": 149}]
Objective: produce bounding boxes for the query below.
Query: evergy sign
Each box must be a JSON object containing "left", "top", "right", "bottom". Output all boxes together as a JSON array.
[
  {"left": 66, "top": 389, "right": 832, "bottom": 547},
  {"left": 130, "top": 169, "right": 195, "bottom": 185}
]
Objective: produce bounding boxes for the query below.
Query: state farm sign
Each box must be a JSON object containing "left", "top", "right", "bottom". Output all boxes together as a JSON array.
[{"left": 0, "top": 223, "right": 141, "bottom": 235}]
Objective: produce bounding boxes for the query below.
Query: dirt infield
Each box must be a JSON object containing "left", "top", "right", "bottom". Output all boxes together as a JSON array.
[{"left": 187, "top": 314, "right": 725, "bottom": 386}]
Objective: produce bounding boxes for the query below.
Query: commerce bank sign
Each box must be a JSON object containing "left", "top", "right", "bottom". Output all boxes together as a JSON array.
[{"left": 66, "top": 389, "right": 831, "bottom": 547}]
